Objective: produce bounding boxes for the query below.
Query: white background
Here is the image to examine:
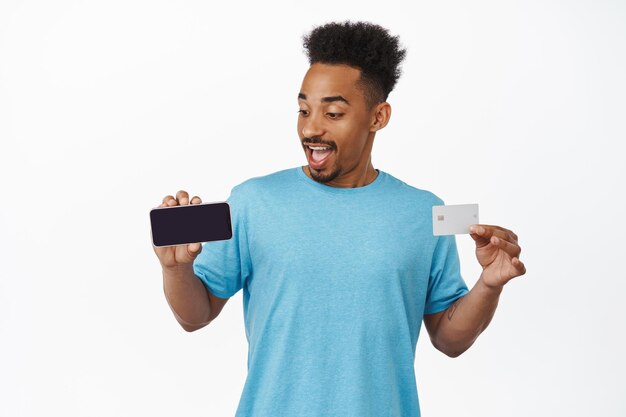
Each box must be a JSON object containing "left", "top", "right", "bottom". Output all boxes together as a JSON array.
[{"left": 1, "top": 0, "right": 625, "bottom": 416}]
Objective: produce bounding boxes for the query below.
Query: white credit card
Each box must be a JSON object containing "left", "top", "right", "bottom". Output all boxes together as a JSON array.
[{"left": 432, "top": 204, "right": 479, "bottom": 236}]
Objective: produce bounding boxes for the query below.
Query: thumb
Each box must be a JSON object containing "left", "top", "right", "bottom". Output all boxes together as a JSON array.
[
  {"left": 469, "top": 227, "right": 490, "bottom": 248},
  {"left": 187, "top": 242, "right": 202, "bottom": 258}
]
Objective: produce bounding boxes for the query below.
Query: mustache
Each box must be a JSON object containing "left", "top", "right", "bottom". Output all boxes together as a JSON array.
[{"left": 302, "top": 137, "right": 336, "bottom": 150}]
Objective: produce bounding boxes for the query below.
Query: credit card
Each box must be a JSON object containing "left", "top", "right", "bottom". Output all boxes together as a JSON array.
[{"left": 432, "top": 204, "right": 479, "bottom": 236}]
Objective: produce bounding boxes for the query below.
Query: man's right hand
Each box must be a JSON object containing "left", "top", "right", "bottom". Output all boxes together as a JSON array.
[{"left": 152, "top": 190, "right": 204, "bottom": 269}]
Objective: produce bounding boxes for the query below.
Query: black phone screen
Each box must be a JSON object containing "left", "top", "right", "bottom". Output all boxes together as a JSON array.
[{"left": 150, "top": 202, "right": 232, "bottom": 247}]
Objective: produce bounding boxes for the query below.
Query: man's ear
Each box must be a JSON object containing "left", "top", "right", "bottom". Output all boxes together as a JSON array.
[{"left": 369, "top": 102, "right": 392, "bottom": 132}]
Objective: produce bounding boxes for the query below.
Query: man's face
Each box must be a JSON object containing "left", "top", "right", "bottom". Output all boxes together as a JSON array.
[{"left": 297, "top": 63, "right": 376, "bottom": 185}]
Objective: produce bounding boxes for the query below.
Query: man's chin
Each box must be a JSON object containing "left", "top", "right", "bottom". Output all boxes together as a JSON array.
[{"left": 308, "top": 165, "right": 340, "bottom": 184}]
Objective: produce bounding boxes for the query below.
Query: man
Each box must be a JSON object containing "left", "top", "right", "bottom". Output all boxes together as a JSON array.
[{"left": 152, "top": 21, "right": 526, "bottom": 417}]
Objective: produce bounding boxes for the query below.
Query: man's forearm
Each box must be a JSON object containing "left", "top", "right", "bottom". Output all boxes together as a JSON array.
[
  {"left": 432, "top": 275, "right": 503, "bottom": 357},
  {"left": 162, "top": 264, "right": 212, "bottom": 331}
]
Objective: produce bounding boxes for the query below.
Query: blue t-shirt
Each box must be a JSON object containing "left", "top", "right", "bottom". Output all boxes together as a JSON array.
[{"left": 193, "top": 167, "right": 468, "bottom": 417}]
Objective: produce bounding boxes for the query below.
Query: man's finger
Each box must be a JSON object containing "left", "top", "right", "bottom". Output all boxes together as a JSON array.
[
  {"left": 490, "top": 236, "right": 521, "bottom": 259},
  {"left": 478, "top": 224, "right": 518, "bottom": 243},
  {"left": 469, "top": 225, "right": 498, "bottom": 249},
  {"left": 469, "top": 230, "right": 491, "bottom": 248},
  {"left": 470, "top": 225, "right": 517, "bottom": 243},
  {"left": 191, "top": 196, "right": 202, "bottom": 204},
  {"left": 176, "top": 190, "right": 190, "bottom": 205},
  {"left": 512, "top": 257, "right": 527, "bottom": 276},
  {"left": 162, "top": 195, "right": 176, "bottom": 205},
  {"left": 188, "top": 242, "right": 202, "bottom": 255}
]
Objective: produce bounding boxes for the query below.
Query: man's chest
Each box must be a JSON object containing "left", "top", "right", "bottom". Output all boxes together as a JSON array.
[{"left": 243, "top": 199, "right": 436, "bottom": 295}]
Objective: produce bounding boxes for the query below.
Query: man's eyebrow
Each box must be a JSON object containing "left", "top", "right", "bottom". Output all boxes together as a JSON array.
[
  {"left": 322, "top": 95, "right": 350, "bottom": 105},
  {"left": 298, "top": 93, "right": 350, "bottom": 105}
]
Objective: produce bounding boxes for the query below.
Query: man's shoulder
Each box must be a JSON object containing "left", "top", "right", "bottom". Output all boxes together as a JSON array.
[
  {"left": 381, "top": 170, "right": 446, "bottom": 206},
  {"left": 230, "top": 167, "right": 297, "bottom": 196}
]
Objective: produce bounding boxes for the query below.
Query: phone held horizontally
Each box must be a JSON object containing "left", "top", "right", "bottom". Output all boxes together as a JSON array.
[{"left": 150, "top": 201, "right": 232, "bottom": 247}]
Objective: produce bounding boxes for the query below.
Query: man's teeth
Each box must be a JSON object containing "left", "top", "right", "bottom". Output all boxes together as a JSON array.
[{"left": 308, "top": 146, "right": 330, "bottom": 150}]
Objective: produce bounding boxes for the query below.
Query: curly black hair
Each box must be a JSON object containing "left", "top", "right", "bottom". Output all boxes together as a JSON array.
[{"left": 302, "top": 21, "right": 407, "bottom": 108}]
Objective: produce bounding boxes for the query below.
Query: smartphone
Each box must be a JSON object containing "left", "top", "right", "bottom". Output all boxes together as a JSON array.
[{"left": 150, "top": 202, "right": 232, "bottom": 247}]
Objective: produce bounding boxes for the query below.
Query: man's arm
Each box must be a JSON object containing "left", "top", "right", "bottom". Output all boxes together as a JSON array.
[
  {"left": 424, "top": 275, "right": 502, "bottom": 357},
  {"left": 153, "top": 190, "right": 231, "bottom": 332},
  {"left": 425, "top": 224, "right": 526, "bottom": 357},
  {"left": 162, "top": 259, "right": 230, "bottom": 332}
]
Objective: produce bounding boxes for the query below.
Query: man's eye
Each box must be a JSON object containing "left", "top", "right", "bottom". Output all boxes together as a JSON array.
[
  {"left": 327, "top": 112, "right": 343, "bottom": 119},
  {"left": 297, "top": 109, "right": 309, "bottom": 116}
]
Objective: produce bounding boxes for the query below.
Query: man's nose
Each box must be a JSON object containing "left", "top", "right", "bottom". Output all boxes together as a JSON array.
[{"left": 301, "top": 113, "right": 325, "bottom": 139}]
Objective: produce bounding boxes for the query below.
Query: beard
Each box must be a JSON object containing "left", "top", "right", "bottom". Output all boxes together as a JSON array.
[{"left": 308, "top": 163, "right": 341, "bottom": 184}]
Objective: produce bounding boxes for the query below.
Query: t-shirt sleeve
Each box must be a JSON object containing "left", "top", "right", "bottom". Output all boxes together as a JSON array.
[
  {"left": 192, "top": 185, "right": 251, "bottom": 299},
  {"left": 424, "top": 234, "right": 469, "bottom": 315}
]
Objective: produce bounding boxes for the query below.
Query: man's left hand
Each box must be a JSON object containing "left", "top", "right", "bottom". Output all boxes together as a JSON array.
[{"left": 469, "top": 224, "right": 526, "bottom": 289}]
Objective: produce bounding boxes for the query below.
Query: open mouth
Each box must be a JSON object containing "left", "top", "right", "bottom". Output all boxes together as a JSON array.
[{"left": 304, "top": 143, "right": 334, "bottom": 169}]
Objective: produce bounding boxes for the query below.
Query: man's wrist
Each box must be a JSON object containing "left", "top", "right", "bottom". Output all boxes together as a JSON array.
[
  {"left": 162, "top": 263, "right": 195, "bottom": 279},
  {"left": 477, "top": 274, "right": 504, "bottom": 296}
]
